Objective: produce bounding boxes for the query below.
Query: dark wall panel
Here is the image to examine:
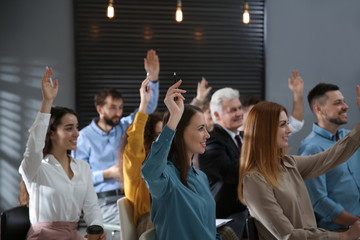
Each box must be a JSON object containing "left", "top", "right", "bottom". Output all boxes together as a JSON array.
[{"left": 74, "top": 0, "right": 265, "bottom": 128}]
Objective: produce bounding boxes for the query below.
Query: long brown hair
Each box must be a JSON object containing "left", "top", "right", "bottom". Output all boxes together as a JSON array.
[
  {"left": 238, "top": 101, "right": 287, "bottom": 203},
  {"left": 144, "top": 112, "right": 163, "bottom": 154},
  {"left": 163, "top": 104, "right": 202, "bottom": 189},
  {"left": 43, "top": 106, "right": 78, "bottom": 156},
  {"left": 19, "top": 106, "right": 78, "bottom": 207}
]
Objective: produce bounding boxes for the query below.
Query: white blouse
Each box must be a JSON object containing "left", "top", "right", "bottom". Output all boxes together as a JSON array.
[{"left": 19, "top": 113, "right": 103, "bottom": 226}]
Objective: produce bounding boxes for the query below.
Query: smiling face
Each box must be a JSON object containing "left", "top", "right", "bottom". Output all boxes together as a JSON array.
[
  {"left": 183, "top": 112, "right": 210, "bottom": 158},
  {"left": 215, "top": 98, "right": 244, "bottom": 133},
  {"left": 277, "top": 111, "right": 292, "bottom": 149},
  {"left": 320, "top": 90, "right": 349, "bottom": 126},
  {"left": 50, "top": 113, "right": 79, "bottom": 152}
]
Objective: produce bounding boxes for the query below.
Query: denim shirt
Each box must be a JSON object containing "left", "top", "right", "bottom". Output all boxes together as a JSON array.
[
  {"left": 72, "top": 81, "right": 159, "bottom": 193},
  {"left": 298, "top": 123, "right": 360, "bottom": 230}
]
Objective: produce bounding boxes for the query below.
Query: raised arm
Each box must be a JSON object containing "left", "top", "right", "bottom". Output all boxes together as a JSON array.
[
  {"left": 20, "top": 68, "right": 58, "bottom": 182},
  {"left": 164, "top": 80, "right": 186, "bottom": 130},
  {"left": 123, "top": 77, "right": 151, "bottom": 200},
  {"left": 141, "top": 80, "right": 186, "bottom": 197},
  {"left": 144, "top": 49, "right": 159, "bottom": 82},
  {"left": 143, "top": 50, "right": 160, "bottom": 114},
  {"left": 190, "top": 77, "right": 212, "bottom": 107},
  {"left": 40, "top": 67, "right": 58, "bottom": 113},
  {"left": 138, "top": 76, "right": 151, "bottom": 113},
  {"left": 288, "top": 70, "right": 304, "bottom": 132}
]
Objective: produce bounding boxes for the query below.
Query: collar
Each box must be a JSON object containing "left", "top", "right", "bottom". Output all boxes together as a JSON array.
[
  {"left": 280, "top": 157, "right": 295, "bottom": 169},
  {"left": 312, "top": 123, "right": 342, "bottom": 141},
  {"left": 44, "top": 154, "right": 77, "bottom": 166},
  {"left": 90, "top": 118, "right": 116, "bottom": 136},
  {"left": 218, "top": 124, "right": 238, "bottom": 139}
]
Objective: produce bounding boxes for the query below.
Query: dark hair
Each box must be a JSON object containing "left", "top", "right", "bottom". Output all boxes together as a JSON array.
[
  {"left": 144, "top": 112, "right": 163, "bottom": 154},
  {"left": 307, "top": 83, "right": 339, "bottom": 111},
  {"left": 43, "top": 106, "right": 78, "bottom": 156},
  {"left": 163, "top": 104, "right": 202, "bottom": 189},
  {"left": 240, "top": 95, "right": 261, "bottom": 109},
  {"left": 94, "top": 88, "right": 123, "bottom": 107}
]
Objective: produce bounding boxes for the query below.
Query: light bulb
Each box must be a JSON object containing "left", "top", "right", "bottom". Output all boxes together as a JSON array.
[
  {"left": 176, "top": 7, "right": 183, "bottom": 22},
  {"left": 243, "top": 10, "right": 250, "bottom": 24},
  {"left": 175, "top": 0, "right": 183, "bottom": 23},
  {"left": 107, "top": 2, "right": 114, "bottom": 19},
  {"left": 243, "top": 2, "right": 250, "bottom": 24}
]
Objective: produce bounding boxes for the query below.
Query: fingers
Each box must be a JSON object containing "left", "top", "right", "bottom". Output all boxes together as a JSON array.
[
  {"left": 165, "top": 80, "right": 186, "bottom": 101},
  {"left": 169, "top": 79, "right": 183, "bottom": 90},
  {"left": 141, "top": 76, "right": 151, "bottom": 89},
  {"left": 53, "top": 79, "right": 59, "bottom": 89},
  {"left": 292, "top": 70, "right": 298, "bottom": 80},
  {"left": 146, "top": 49, "right": 157, "bottom": 62}
]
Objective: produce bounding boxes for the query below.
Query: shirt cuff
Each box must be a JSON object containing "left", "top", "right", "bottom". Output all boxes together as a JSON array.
[
  {"left": 289, "top": 115, "right": 304, "bottom": 133},
  {"left": 93, "top": 170, "right": 104, "bottom": 185}
]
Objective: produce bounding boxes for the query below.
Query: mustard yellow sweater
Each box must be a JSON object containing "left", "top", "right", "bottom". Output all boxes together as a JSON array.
[{"left": 123, "top": 112, "right": 151, "bottom": 225}]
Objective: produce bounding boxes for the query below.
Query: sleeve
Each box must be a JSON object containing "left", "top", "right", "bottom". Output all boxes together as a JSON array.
[
  {"left": 243, "top": 173, "right": 339, "bottom": 240},
  {"left": 299, "top": 142, "right": 344, "bottom": 226},
  {"left": 141, "top": 125, "right": 175, "bottom": 198},
  {"left": 145, "top": 81, "right": 159, "bottom": 114},
  {"left": 19, "top": 112, "right": 51, "bottom": 183},
  {"left": 288, "top": 115, "right": 304, "bottom": 134},
  {"left": 305, "top": 175, "right": 344, "bottom": 225},
  {"left": 72, "top": 132, "right": 104, "bottom": 185},
  {"left": 82, "top": 163, "right": 104, "bottom": 227},
  {"left": 123, "top": 112, "right": 148, "bottom": 202},
  {"left": 294, "top": 128, "right": 360, "bottom": 180}
]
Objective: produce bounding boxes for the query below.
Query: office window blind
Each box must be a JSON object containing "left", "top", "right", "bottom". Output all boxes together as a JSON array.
[{"left": 74, "top": 0, "right": 265, "bottom": 128}]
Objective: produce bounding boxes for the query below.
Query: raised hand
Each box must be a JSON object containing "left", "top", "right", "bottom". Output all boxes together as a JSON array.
[
  {"left": 288, "top": 70, "right": 304, "bottom": 97},
  {"left": 196, "top": 77, "right": 212, "bottom": 102},
  {"left": 357, "top": 85, "right": 360, "bottom": 111},
  {"left": 164, "top": 80, "right": 186, "bottom": 130},
  {"left": 42, "top": 67, "right": 58, "bottom": 102},
  {"left": 40, "top": 67, "right": 58, "bottom": 113},
  {"left": 144, "top": 49, "right": 159, "bottom": 82},
  {"left": 139, "top": 76, "right": 152, "bottom": 113}
]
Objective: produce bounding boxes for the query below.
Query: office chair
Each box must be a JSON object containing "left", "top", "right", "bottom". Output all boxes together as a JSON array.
[
  {"left": 0, "top": 205, "right": 30, "bottom": 240},
  {"left": 117, "top": 197, "right": 137, "bottom": 240}
]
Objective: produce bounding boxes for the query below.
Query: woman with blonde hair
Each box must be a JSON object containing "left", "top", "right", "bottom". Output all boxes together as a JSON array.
[{"left": 238, "top": 93, "right": 360, "bottom": 240}]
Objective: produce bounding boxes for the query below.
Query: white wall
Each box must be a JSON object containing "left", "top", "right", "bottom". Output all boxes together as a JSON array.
[
  {"left": 0, "top": 0, "right": 74, "bottom": 211},
  {"left": 266, "top": 0, "right": 360, "bottom": 154}
]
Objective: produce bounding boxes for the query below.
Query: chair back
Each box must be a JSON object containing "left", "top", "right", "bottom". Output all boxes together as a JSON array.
[
  {"left": 0, "top": 205, "right": 30, "bottom": 240},
  {"left": 246, "top": 216, "right": 259, "bottom": 240},
  {"left": 139, "top": 228, "right": 155, "bottom": 240},
  {"left": 117, "top": 197, "right": 137, "bottom": 240}
]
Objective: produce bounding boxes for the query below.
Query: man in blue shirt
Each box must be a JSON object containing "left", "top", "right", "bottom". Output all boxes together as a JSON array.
[
  {"left": 298, "top": 83, "right": 360, "bottom": 231},
  {"left": 72, "top": 50, "right": 160, "bottom": 224}
]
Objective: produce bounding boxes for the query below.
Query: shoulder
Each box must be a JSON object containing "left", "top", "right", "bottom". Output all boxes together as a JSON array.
[
  {"left": 73, "top": 157, "right": 91, "bottom": 170},
  {"left": 298, "top": 132, "right": 324, "bottom": 155},
  {"left": 208, "top": 125, "right": 230, "bottom": 142},
  {"left": 243, "top": 171, "right": 267, "bottom": 185},
  {"left": 79, "top": 122, "right": 94, "bottom": 136}
]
